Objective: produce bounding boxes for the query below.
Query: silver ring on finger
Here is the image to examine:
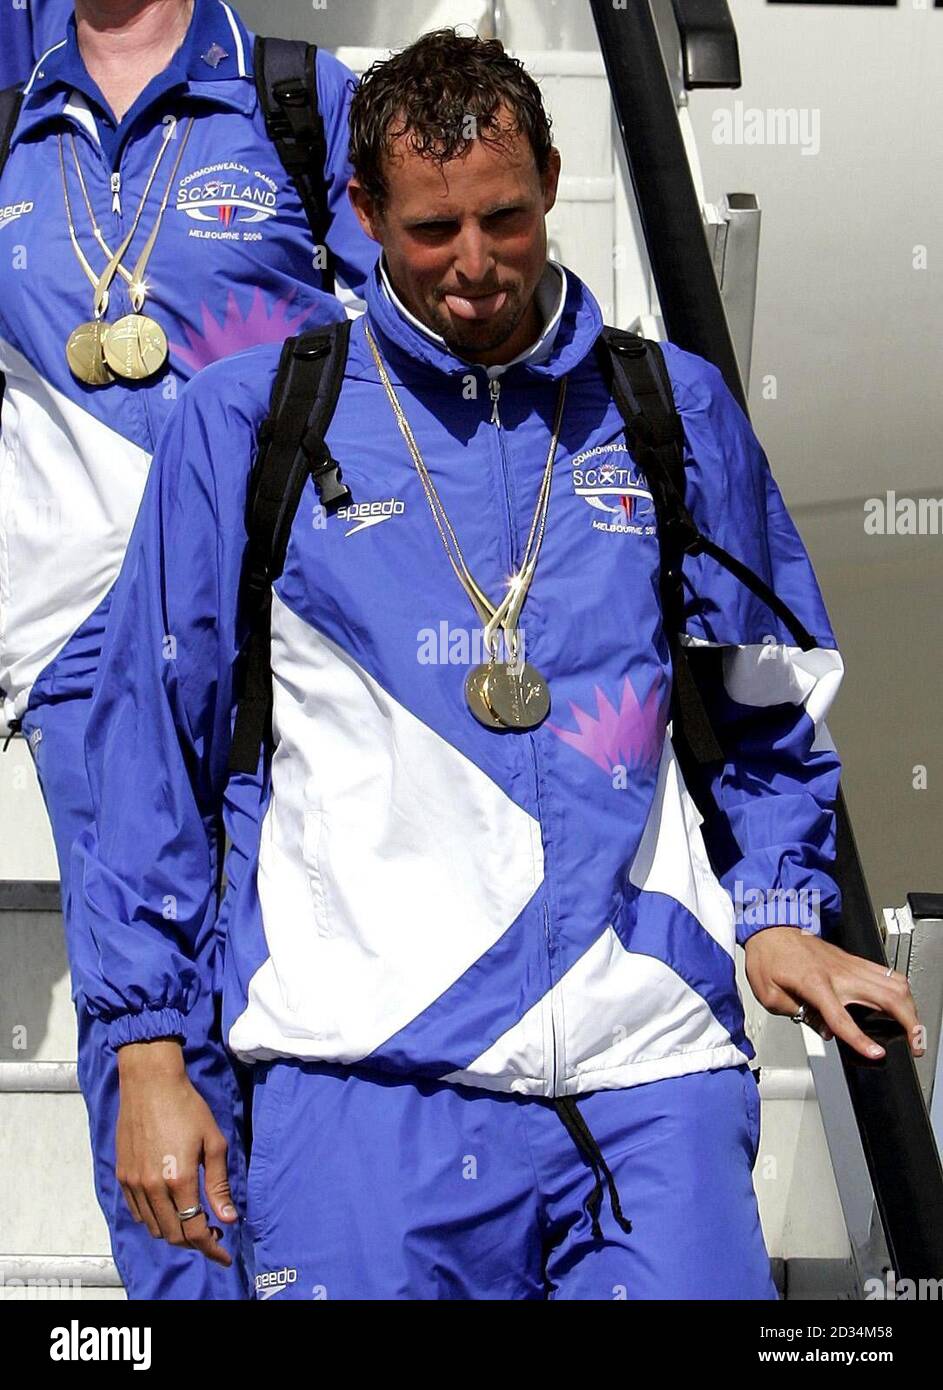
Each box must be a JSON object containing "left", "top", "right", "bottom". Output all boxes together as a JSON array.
[
  {"left": 884, "top": 965, "right": 894, "bottom": 978},
  {"left": 791, "top": 1004, "right": 809, "bottom": 1025},
  {"left": 175, "top": 1204, "right": 205, "bottom": 1223}
]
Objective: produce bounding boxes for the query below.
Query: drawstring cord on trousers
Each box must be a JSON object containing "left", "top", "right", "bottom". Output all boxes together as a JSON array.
[
  {"left": 553, "top": 1096, "right": 633, "bottom": 1241},
  {"left": 2, "top": 718, "right": 22, "bottom": 752}
]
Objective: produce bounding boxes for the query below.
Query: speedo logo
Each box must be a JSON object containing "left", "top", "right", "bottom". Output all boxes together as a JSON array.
[
  {"left": 336, "top": 497, "right": 406, "bottom": 536},
  {"left": 0, "top": 200, "right": 34, "bottom": 233},
  {"left": 255, "top": 1267, "right": 297, "bottom": 1300},
  {"left": 570, "top": 442, "right": 655, "bottom": 536}
]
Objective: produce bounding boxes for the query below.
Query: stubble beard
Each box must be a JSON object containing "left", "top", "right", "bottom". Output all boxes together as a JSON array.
[{"left": 431, "top": 284, "right": 529, "bottom": 358}]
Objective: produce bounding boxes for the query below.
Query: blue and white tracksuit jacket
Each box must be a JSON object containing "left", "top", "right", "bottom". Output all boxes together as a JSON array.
[
  {"left": 0, "top": 0, "right": 372, "bottom": 1299},
  {"left": 75, "top": 257, "right": 842, "bottom": 1294},
  {"left": 1, "top": 0, "right": 371, "bottom": 732},
  {"left": 74, "top": 259, "right": 842, "bottom": 1289}
]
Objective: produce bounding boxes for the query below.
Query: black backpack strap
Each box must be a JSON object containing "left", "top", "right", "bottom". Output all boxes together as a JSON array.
[
  {"left": 254, "top": 35, "right": 334, "bottom": 295},
  {"left": 229, "top": 319, "right": 352, "bottom": 774},
  {"left": 600, "top": 330, "right": 818, "bottom": 651},
  {"left": 598, "top": 328, "right": 820, "bottom": 808},
  {"left": 597, "top": 329, "right": 726, "bottom": 786},
  {"left": 0, "top": 87, "right": 23, "bottom": 178}
]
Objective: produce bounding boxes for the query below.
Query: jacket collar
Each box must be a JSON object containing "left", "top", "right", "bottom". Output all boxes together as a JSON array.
[
  {"left": 364, "top": 253, "right": 603, "bottom": 383},
  {"left": 378, "top": 252, "right": 568, "bottom": 380},
  {"left": 17, "top": 0, "right": 255, "bottom": 142}
]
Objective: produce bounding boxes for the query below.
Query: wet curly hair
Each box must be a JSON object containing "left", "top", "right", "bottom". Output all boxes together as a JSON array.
[{"left": 348, "top": 29, "right": 554, "bottom": 211}]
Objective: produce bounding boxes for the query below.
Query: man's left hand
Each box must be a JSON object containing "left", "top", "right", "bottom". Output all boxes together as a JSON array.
[{"left": 744, "top": 927, "right": 925, "bottom": 1060}]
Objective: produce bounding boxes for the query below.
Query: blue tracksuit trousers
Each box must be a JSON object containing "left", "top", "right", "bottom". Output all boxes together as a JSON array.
[
  {"left": 20, "top": 693, "right": 251, "bottom": 1299},
  {"left": 245, "top": 1056, "right": 780, "bottom": 1301}
]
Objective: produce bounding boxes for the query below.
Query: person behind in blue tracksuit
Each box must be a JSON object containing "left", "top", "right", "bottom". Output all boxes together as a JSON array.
[
  {"left": 0, "top": 0, "right": 75, "bottom": 89},
  {"left": 0, "top": 0, "right": 376, "bottom": 1299},
  {"left": 74, "top": 29, "right": 923, "bottom": 1300}
]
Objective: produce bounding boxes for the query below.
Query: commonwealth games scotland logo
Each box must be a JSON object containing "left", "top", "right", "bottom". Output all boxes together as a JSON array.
[
  {"left": 176, "top": 161, "right": 279, "bottom": 233},
  {"left": 570, "top": 442, "right": 655, "bottom": 535}
]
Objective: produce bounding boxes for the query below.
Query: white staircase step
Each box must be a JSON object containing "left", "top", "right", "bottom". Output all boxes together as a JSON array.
[
  {"left": 0, "top": 1062, "right": 78, "bottom": 1092},
  {"left": 0, "top": 1254, "right": 123, "bottom": 1300},
  {"left": 0, "top": 889, "right": 77, "bottom": 1062},
  {"left": 0, "top": 1093, "right": 113, "bottom": 1258},
  {"left": 0, "top": 887, "right": 122, "bottom": 1293}
]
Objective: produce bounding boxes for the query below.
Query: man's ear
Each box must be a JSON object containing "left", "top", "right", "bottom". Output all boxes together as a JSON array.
[
  {"left": 348, "top": 178, "right": 383, "bottom": 244},
  {"left": 541, "top": 147, "right": 562, "bottom": 216}
]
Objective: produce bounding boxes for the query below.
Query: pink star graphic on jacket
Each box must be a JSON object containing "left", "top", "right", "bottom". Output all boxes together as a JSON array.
[
  {"left": 169, "top": 288, "right": 316, "bottom": 372},
  {"left": 546, "top": 676, "right": 666, "bottom": 775}
]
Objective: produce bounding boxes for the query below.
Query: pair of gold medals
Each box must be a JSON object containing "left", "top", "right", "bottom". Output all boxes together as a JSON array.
[
  {"left": 59, "top": 117, "right": 193, "bottom": 388},
  {"left": 465, "top": 659, "right": 552, "bottom": 731},
  {"left": 365, "top": 322, "right": 568, "bottom": 736},
  {"left": 66, "top": 314, "right": 168, "bottom": 386}
]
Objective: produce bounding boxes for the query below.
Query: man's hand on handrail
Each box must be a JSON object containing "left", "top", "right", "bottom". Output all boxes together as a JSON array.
[{"left": 745, "top": 927, "right": 925, "bottom": 1060}]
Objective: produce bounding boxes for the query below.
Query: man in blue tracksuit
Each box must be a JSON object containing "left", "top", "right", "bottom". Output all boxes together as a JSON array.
[
  {"left": 0, "top": 0, "right": 376, "bottom": 1298},
  {"left": 74, "top": 29, "right": 922, "bottom": 1299}
]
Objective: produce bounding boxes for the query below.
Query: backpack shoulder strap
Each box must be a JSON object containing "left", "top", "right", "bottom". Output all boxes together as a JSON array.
[
  {"left": 253, "top": 35, "right": 334, "bottom": 295},
  {"left": 0, "top": 87, "right": 24, "bottom": 181},
  {"left": 599, "top": 327, "right": 687, "bottom": 496},
  {"left": 229, "top": 318, "right": 352, "bottom": 774},
  {"left": 597, "top": 328, "right": 727, "bottom": 783},
  {"left": 598, "top": 328, "right": 821, "bottom": 820},
  {"left": 598, "top": 327, "right": 820, "bottom": 654}
]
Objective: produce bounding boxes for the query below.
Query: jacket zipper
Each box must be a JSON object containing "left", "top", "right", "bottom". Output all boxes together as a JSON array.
[
  {"left": 106, "top": 138, "right": 156, "bottom": 447},
  {"left": 110, "top": 110, "right": 132, "bottom": 286},
  {"left": 488, "top": 375, "right": 502, "bottom": 426},
  {"left": 489, "top": 371, "right": 563, "bottom": 1094}
]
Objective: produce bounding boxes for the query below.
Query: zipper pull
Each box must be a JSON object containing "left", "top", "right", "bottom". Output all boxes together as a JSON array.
[
  {"left": 111, "top": 172, "right": 122, "bottom": 216},
  {"left": 489, "top": 376, "right": 502, "bottom": 427}
]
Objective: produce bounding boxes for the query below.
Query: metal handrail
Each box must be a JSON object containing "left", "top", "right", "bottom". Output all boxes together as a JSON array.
[
  {"left": 589, "top": 0, "right": 943, "bottom": 1280},
  {"left": 0, "top": 879, "right": 62, "bottom": 912},
  {"left": 668, "top": 0, "right": 742, "bottom": 89}
]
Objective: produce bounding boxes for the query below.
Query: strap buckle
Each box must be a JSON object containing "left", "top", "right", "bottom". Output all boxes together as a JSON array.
[
  {"left": 265, "top": 78, "right": 315, "bottom": 152},
  {"left": 293, "top": 337, "right": 331, "bottom": 362},
  {"left": 305, "top": 445, "right": 351, "bottom": 514},
  {"left": 663, "top": 507, "right": 704, "bottom": 556},
  {"left": 242, "top": 564, "right": 273, "bottom": 612},
  {"left": 262, "top": 109, "right": 296, "bottom": 147},
  {"left": 607, "top": 333, "right": 647, "bottom": 358},
  {"left": 273, "top": 77, "right": 309, "bottom": 109}
]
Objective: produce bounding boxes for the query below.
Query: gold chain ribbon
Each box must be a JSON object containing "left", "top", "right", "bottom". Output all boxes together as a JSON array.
[
  {"left": 364, "top": 322, "right": 567, "bottom": 664},
  {"left": 57, "top": 114, "right": 194, "bottom": 319}
]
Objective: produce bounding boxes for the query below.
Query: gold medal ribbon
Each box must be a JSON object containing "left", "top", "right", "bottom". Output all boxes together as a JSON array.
[
  {"left": 68, "top": 137, "right": 135, "bottom": 292},
  {"left": 92, "top": 117, "right": 195, "bottom": 318},
  {"left": 364, "top": 323, "right": 567, "bottom": 667},
  {"left": 58, "top": 115, "right": 194, "bottom": 319}
]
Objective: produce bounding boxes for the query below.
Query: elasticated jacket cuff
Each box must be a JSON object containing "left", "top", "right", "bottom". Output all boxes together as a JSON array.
[{"left": 107, "top": 1008, "right": 187, "bottom": 1051}]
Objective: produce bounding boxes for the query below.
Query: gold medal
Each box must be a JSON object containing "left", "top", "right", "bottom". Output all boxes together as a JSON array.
[
  {"left": 58, "top": 119, "right": 193, "bottom": 389},
  {"left": 482, "top": 661, "right": 551, "bottom": 730},
  {"left": 102, "top": 314, "right": 169, "bottom": 380},
  {"left": 66, "top": 321, "right": 115, "bottom": 387},
  {"left": 465, "top": 663, "right": 507, "bottom": 729},
  {"left": 365, "top": 324, "right": 567, "bottom": 735}
]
